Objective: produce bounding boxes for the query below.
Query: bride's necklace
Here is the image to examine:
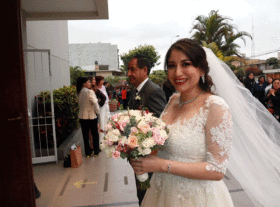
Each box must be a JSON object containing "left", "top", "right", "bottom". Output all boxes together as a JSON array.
[{"left": 179, "top": 91, "right": 204, "bottom": 108}]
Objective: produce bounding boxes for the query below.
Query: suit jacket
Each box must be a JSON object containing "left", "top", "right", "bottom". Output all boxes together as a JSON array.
[
  {"left": 78, "top": 87, "right": 100, "bottom": 119},
  {"left": 128, "top": 79, "right": 167, "bottom": 118}
]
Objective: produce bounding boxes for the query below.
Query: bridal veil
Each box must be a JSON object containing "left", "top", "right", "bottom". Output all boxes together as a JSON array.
[{"left": 204, "top": 47, "right": 280, "bottom": 206}]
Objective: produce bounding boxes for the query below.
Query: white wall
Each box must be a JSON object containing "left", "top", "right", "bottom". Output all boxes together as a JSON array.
[
  {"left": 25, "top": 21, "right": 70, "bottom": 110},
  {"left": 24, "top": 20, "right": 71, "bottom": 135},
  {"left": 26, "top": 20, "right": 70, "bottom": 89},
  {"left": 69, "top": 43, "right": 119, "bottom": 70}
]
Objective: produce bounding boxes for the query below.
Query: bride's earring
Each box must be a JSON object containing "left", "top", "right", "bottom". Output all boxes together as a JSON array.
[{"left": 201, "top": 75, "right": 205, "bottom": 84}]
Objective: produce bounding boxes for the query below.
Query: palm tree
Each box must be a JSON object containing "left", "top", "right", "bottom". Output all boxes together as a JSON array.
[
  {"left": 190, "top": 10, "right": 252, "bottom": 57},
  {"left": 221, "top": 30, "right": 252, "bottom": 57},
  {"left": 203, "top": 41, "right": 247, "bottom": 77},
  {"left": 203, "top": 41, "right": 245, "bottom": 64},
  {"left": 190, "top": 10, "right": 234, "bottom": 47}
]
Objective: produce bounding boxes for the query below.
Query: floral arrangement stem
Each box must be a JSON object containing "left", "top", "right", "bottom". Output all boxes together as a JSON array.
[{"left": 136, "top": 173, "right": 151, "bottom": 190}]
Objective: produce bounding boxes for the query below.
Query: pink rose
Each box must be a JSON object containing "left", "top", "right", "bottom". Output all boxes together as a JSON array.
[
  {"left": 105, "top": 123, "right": 113, "bottom": 131},
  {"left": 112, "top": 151, "right": 120, "bottom": 159},
  {"left": 128, "top": 135, "right": 139, "bottom": 149},
  {"left": 130, "top": 127, "right": 138, "bottom": 134},
  {"left": 111, "top": 114, "right": 120, "bottom": 122},
  {"left": 138, "top": 124, "right": 151, "bottom": 134},
  {"left": 106, "top": 140, "right": 114, "bottom": 145},
  {"left": 153, "top": 134, "right": 165, "bottom": 145},
  {"left": 151, "top": 127, "right": 160, "bottom": 136},
  {"left": 119, "top": 120, "right": 129, "bottom": 131}
]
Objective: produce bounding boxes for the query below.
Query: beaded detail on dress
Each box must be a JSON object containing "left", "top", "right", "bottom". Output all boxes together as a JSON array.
[{"left": 153, "top": 95, "right": 233, "bottom": 201}]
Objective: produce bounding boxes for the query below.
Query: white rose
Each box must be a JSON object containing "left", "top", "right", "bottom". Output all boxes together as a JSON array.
[
  {"left": 100, "top": 141, "right": 107, "bottom": 150},
  {"left": 119, "top": 115, "right": 130, "bottom": 122},
  {"left": 160, "top": 130, "right": 168, "bottom": 140},
  {"left": 141, "top": 138, "right": 156, "bottom": 148},
  {"left": 129, "top": 110, "right": 142, "bottom": 121},
  {"left": 119, "top": 136, "right": 128, "bottom": 145},
  {"left": 106, "top": 131, "right": 119, "bottom": 142},
  {"left": 143, "top": 115, "right": 153, "bottom": 123},
  {"left": 105, "top": 146, "right": 116, "bottom": 157},
  {"left": 112, "top": 129, "right": 121, "bottom": 136},
  {"left": 142, "top": 148, "right": 152, "bottom": 156},
  {"left": 138, "top": 119, "right": 147, "bottom": 127},
  {"left": 137, "top": 147, "right": 143, "bottom": 156}
]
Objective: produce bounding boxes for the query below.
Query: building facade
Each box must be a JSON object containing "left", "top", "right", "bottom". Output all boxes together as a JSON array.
[{"left": 69, "top": 43, "right": 122, "bottom": 77}]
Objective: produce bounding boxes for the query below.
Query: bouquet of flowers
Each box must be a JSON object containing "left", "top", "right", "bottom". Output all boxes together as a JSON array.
[{"left": 101, "top": 109, "right": 169, "bottom": 190}]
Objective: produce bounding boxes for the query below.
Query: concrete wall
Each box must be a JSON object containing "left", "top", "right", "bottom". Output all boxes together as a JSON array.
[
  {"left": 69, "top": 43, "right": 119, "bottom": 70},
  {"left": 25, "top": 20, "right": 70, "bottom": 110}
]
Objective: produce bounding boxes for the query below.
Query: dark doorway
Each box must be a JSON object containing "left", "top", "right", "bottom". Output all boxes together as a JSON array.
[{"left": 0, "top": 0, "right": 36, "bottom": 206}]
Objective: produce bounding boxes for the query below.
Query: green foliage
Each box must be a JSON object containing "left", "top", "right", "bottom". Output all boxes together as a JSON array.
[
  {"left": 70, "top": 66, "right": 86, "bottom": 85},
  {"left": 203, "top": 41, "right": 224, "bottom": 60},
  {"left": 266, "top": 57, "right": 279, "bottom": 69},
  {"left": 104, "top": 75, "right": 121, "bottom": 85},
  {"left": 120, "top": 45, "right": 161, "bottom": 72},
  {"left": 191, "top": 10, "right": 252, "bottom": 57},
  {"left": 104, "top": 75, "right": 127, "bottom": 87},
  {"left": 203, "top": 41, "right": 246, "bottom": 64},
  {"left": 226, "top": 62, "right": 245, "bottom": 76},
  {"left": 234, "top": 67, "right": 246, "bottom": 77},
  {"left": 149, "top": 70, "right": 167, "bottom": 85},
  {"left": 40, "top": 85, "right": 79, "bottom": 147}
]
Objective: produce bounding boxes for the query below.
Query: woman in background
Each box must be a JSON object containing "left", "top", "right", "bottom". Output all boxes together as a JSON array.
[
  {"left": 254, "top": 75, "right": 268, "bottom": 105},
  {"left": 243, "top": 72, "right": 255, "bottom": 94},
  {"left": 265, "top": 78, "right": 280, "bottom": 122},
  {"left": 76, "top": 77, "right": 100, "bottom": 157},
  {"left": 95, "top": 76, "right": 111, "bottom": 142},
  {"left": 89, "top": 76, "right": 106, "bottom": 109},
  {"left": 265, "top": 76, "right": 274, "bottom": 94},
  {"left": 88, "top": 76, "right": 106, "bottom": 151}
]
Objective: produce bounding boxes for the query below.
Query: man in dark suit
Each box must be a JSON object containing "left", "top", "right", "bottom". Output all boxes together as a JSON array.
[{"left": 127, "top": 54, "right": 167, "bottom": 205}]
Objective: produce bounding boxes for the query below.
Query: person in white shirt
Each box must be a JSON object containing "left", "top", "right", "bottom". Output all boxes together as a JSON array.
[
  {"left": 265, "top": 76, "right": 274, "bottom": 94},
  {"left": 76, "top": 77, "right": 100, "bottom": 157}
]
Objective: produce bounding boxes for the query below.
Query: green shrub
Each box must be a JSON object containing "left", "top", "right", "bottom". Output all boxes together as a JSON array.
[{"left": 39, "top": 85, "right": 79, "bottom": 147}]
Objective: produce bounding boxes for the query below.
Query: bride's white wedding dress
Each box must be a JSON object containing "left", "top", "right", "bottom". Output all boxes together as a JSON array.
[{"left": 141, "top": 94, "right": 234, "bottom": 207}]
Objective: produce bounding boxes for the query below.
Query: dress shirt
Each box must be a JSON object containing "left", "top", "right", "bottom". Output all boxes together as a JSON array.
[{"left": 136, "top": 78, "right": 149, "bottom": 94}]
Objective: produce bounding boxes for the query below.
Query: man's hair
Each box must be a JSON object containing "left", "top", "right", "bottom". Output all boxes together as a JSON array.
[{"left": 132, "top": 54, "right": 151, "bottom": 75}]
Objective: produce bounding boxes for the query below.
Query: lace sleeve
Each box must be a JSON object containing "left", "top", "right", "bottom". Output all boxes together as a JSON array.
[{"left": 205, "top": 98, "right": 233, "bottom": 174}]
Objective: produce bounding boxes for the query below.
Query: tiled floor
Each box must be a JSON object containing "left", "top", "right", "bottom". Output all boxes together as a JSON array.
[
  {"left": 33, "top": 153, "right": 255, "bottom": 207},
  {"left": 33, "top": 111, "right": 255, "bottom": 206},
  {"left": 34, "top": 152, "right": 139, "bottom": 207}
]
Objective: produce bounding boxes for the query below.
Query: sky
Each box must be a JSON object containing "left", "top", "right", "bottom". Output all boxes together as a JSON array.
[{"left": 68, "top": 0, "right": 280, "bottom": 71}]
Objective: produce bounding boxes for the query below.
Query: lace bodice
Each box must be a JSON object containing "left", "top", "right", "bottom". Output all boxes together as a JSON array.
[
  {"left": 160, "top": 94, "right": 233, "bottom": 172},
  {"left": 152, "top": 95, "right": 233, "bottom": 200}
]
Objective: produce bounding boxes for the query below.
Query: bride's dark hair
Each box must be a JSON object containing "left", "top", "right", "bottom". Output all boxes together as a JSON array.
[{"left": 164, "top": 38, "right": 214, "bottom": 93}]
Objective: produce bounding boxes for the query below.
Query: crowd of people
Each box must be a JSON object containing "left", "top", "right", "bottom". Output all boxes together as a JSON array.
[{"left": 243, "top": 72, "right": 280, "bottom": 122}]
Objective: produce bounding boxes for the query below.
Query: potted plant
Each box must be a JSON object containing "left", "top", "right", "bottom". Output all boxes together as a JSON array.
[{"left": 109, "top": 99, "right": 118, "bottom": 112}]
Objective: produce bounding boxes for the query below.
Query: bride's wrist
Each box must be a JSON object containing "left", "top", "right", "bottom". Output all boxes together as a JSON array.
[{"left": 161, "top": 160, "right": 172, "bottom": 173}]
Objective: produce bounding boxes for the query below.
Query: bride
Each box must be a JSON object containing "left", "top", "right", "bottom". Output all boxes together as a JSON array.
[{"left": 131, "top": 38, "right": 280, "bottom": 207}]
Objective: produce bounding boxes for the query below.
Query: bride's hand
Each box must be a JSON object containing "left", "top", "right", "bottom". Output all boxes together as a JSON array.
[{"left": 130, "top": 156, "right": 162, "bottom": 175}]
